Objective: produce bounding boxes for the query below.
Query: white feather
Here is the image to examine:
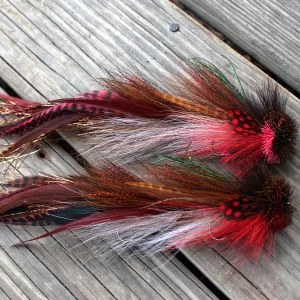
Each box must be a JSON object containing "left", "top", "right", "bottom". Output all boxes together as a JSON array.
[
  {"left": 74, "top": 209, "right": 216, "bottom": 259},
  {"left": 77, "top": 114, "right": 228, "bottom": 165}
]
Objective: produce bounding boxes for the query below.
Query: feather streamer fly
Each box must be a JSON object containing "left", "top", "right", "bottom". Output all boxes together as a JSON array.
[
  {"left": 0, "top": 59, "right": 297, "bottom": 176},
  {"left": 0, "top": 157, "right": 293, "bottom": 262}
]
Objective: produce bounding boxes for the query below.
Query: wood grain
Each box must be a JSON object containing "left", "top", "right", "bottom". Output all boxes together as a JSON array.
[
  {"left": 0, "top": 0, "right": 300, "bottom": 299},
  {"left": 180, "top": 0, "right": 300, "bottom": 93}
]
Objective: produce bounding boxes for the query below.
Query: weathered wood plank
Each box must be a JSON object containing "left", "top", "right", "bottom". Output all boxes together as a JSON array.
[
  {"left": 0, "top": 266, "right": 31, "bottom": 300},
  {"left": 0, "top": 228, "right": 76, "bottom": 300},
  {"left": 180, "top": 0, "right": 300, "bottom": 93},
  {"left": 1, "top": 0, "right": 300, "bottom": 299},
  {"left": 0, "top": 288, "right": 10, "bottom": 300}
]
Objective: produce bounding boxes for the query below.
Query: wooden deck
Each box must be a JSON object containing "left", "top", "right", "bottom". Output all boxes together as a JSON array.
[
  {"left": 0, "top": 1, "right": 300, "bottom": 299},
  {"left": 180, "top": 0, "right": 300, "bottom": 93}
]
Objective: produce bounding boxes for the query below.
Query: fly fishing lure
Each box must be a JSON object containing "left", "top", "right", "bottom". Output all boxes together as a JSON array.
[
  {"left": 0, "top": 157, "right": 293, "bottom": 261},
  {"left": 0, "top": 59, "right": 297, "bottom": 176}
]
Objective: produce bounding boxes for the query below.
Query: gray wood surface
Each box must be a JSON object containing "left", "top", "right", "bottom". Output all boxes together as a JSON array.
[
  {"left": 1, "top": 0, "right": 300, "bottom": 299},
  {"left": 180, "top": 0, "right": 300, "bottom": 93}
]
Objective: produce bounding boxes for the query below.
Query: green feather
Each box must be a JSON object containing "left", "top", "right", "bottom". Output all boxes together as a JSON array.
[
  {"left": 188, "top": 57, "right": 247, "bottom": 105},
  {"left": 157, "top": 155, "right": 232, "bottom": 182}
]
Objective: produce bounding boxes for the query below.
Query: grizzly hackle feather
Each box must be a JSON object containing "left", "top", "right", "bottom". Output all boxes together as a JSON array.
[
  {"left": 0, "top": 157, "right": 293, "bottom": 262},
  {"left": 0, "top": 60, "right": 297, "bottom": 176}
]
